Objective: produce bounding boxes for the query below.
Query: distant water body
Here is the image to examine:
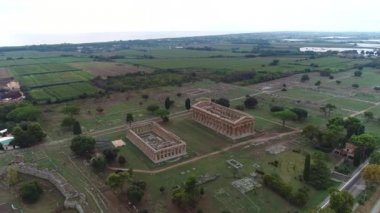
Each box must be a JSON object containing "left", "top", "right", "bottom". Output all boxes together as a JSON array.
[{"left": 0, "top": 31, "right": 239, "bottom": 47}]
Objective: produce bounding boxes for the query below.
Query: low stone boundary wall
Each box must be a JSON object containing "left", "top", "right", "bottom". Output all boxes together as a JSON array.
[{"left": 14, "top": 163, "right": 85, "bottom": 213}]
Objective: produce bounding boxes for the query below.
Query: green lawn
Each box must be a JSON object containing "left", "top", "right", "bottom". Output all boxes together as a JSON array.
[
  {"left": 163, "top": 117, "right": 233, "bottom": 155},
  {"left": 323, "top": 97, "right": 375, "bottom": 112}
]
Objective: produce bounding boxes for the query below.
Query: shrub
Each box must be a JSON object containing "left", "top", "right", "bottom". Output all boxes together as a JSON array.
[
  {"left": 90, "top": 153, "right": 107, "bottom": 172},
  {"left": 270, "top": 106, "right": 284, "bottom": 112},
  {"left": 118, "top": 156, "right": 127, "bottom": 165},
  {"left": 244, "top": 97, "right": 258, "bottom": 109},
  {"left": 19, "top": 181, "right": 43, "bottom": 204}
]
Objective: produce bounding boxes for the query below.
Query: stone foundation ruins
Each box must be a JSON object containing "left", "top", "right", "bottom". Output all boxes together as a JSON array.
[
  {"left": 126, "top": 122, "right": 187, "bottom": 163},
  {"left": 191, "top": 101, "right": 255, "bottom": 139}
]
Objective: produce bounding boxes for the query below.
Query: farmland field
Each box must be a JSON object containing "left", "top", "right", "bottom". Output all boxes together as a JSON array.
[
  {"left": 70, "top": 61, "right": 153, "bottom": 77},
  {"left": 18, "top": 71, "right": 92, "bottom": 88},
  {"left": 9, "top": 63, "right": 79, "bottom": 76},
  {"left": 30, "top": 82, "right": 101, "bottom": 102}
]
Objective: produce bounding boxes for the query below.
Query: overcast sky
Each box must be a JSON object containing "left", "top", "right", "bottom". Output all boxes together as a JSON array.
[{"left": 0, "top": 0, "right": 379, "bottom": 46}]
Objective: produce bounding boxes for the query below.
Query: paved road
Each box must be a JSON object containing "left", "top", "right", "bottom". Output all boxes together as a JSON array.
[
  {"left": 320, "top": 159, "right": 369, "bottom": 209},
  {"left": 371, "top": 195, "right": 380, "bottom": 213}
]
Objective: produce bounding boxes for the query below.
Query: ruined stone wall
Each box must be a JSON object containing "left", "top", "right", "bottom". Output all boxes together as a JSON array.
[{"left": 14, "top": 164, "right": 85, "bottom": 213}]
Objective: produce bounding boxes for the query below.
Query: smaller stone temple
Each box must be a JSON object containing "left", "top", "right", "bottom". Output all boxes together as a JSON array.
[
  {"left": 191, "top": 101, "right": 255, "bottom": 139},
  {"left": 126, "top": 122, "right": 187, "bottom": 163}
]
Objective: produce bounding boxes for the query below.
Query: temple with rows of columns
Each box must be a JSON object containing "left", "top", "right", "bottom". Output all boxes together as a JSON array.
[
  {"left": 191, "top": 101, "right": 255, "bottom": 139},
  {"left": 126, "top": 122, "right": 187, "bottom": 163}
]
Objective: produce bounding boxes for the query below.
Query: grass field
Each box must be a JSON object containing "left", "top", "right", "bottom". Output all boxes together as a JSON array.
[
  {"left": 133, "top": 135, "right": 338, "bottom": 213},
  {"left": 163, "top": 117, "right": 233, "bottom": 155}
]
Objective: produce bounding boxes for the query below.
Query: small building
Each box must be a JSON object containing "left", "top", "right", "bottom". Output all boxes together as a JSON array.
[
  {"left": 334, "top": 143, "right": 357, "bottom": 160},
  {"left": 112, "top": 139, "right": 126, "bottom": 148},
  {"left": 0, "top": 136, "right": 14, "bottom": 150},
  {"left": 191, "top": 101, "right": 255, "bottom": 139},
  {"left": 126, "top": 122, "right": 187, "bottom": 163}
]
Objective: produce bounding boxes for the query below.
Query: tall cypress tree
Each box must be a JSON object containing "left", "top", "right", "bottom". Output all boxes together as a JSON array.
[
  {"left": 185, "top": 98, "right": 191, "bottom": 110},
  {"left": 73, "top": 120, "right": 82, "bottom": 135},
  {"left": 303, "top": 154, "right": 311, "bottom": 181},
  {"left": 165, "top": 97, "right": 171, "bottom": 110}
]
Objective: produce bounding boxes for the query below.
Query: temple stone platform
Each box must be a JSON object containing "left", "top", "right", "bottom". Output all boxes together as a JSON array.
[
  {"left": 191, "top": 101, "right": 255, "bottom": 140},
  {"left": 126, "top": 122, "right": 187, "bottom": 163}
]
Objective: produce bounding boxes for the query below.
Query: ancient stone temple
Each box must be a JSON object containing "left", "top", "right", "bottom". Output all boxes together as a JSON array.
[
  {"left": 191, "top": 101, "right": 255, "bottom": 139},
  {"left": 126, "top": 122, "right": 187, "bottom": 163}
]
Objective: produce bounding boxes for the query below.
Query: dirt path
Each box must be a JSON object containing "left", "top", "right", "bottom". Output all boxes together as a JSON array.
[
  {"left": 349, "top": 102, "right": 380, "bottom": 118},
  {"left": 46, "top": 110, "right": 191, "bottom": 146},
  {"left": 108, "top": 130, "right": 301, "bottom": 174}
]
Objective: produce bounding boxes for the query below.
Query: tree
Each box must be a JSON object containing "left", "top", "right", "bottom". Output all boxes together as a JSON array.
[
  {"left": 159, "top": 186, "right": 165, "bottom": 193},
  {"left": 322, "top": 125, "right": 345, "bottom": 149},
  {"left": 302, "top": 125, "right": 321, "bottom": 142},
  {"left": 147, "top": 105, "right": 159, "bottom": 114},
  {"left": 273, "top": 110, "right": 297, "bottom": 127},
  {"left": 172, "top": 176, "right": 202, "bottom": 208},
  {"left": 336, "top": 80, "right": 341, "bottom": 84},
  {"left": 61, "top": 116, "right": 76, "bottom": 129},
  {"left": 215, "top": 98, "right": 230, "bottom": 108},
  {"left": 309, "top": 158, "right": 331, "bottom": 189},
  {"left": 106, "top": 172, "right": 126, "bottom": 192},
  {"left": 290, "top": 108, "right": 308, "bottom": 121},
  {"left": 90, "top": 153, "right": 106, "bottom": 172},
  {"left": 352, "top": 84, "right": 359, "bottom": 89},
  {"left": 7, "top": 166, "right": 18, "bottom": 185},
  {"left": 269, "top": 59, "right": 279, "bottom": 66},
  {"left": 7, "top": 105, "right": 41, "bottom": 122},
  {"left": 127, "top": 185, "right": 145, "bottom": 204},
  {"left": 72, "top": 120, "right": 82, "bottom": 135},
  {"left": 155, "top": 108, "right": 170, "bottom": 122},
  {"left": 126, "top": 113, "right": 134, "bottom": 125},
  {"left": 315, "top": 80, "right": 321, "bottom": 86},
  {"left": 321, "top": 104, "right": 336, "bottom": 117},
  {"left": 185, "top": 98, "right": 191, "bottom": 110},
  {"left": 344, "top": 117, "right": 365, "bottom": 138},
  {"left": 244, "top": 97, "right": 258, "bottom": 109},
  {"left": 103, "top": 149, "right": 117, "bottom": 163},
  {"left": 19, "top": 181, "right": 43, "bottom": 204},
  {"left": 26, "top": 122, "right": 46, "bottom": 141},
  {"left": 354, "top": 70, "right": 362, "bottom": 77},
  {"left": 12, "top": 122, "right": 46, "bottom": 148},
  {"left": 118, "top": 156, "right": 126, "bottom": 165},
  {"left": 364, "top": 111, "right": 374, "bottom": 121},
  {"left": 370, "top": 151, "right": 380, "bottom": 164},
  {"left": 270, "top": 105, "right": 284, "bottom": 112},
  {"left": 96, "top": 106, "right": 104, "bottom": 114},
  {"left": 362, "top": 164, "right": 380, "bottom": 184},
  {"left": 301, "top": 74, "right": 309, "bottom": 82},
  {"left": 62, "top": 105, "right": 80, "bottom": 116},
  {"left": 142, "top": 94, "right": 149, "bottom": 100},
  {"left": 303, "top": 154, "right": 311, "bottom": 181},
  {"left": 165, "top": 97, "right": 174, "bottom": 110},
  {"left": 70, "top": 135, "right": 95, "bottom": 157},
  {"left": 329, "top": 189, "right": 355, "bottom": 213},
  {"left": 351, "top": 133, "right": 377, "bottom": 157}
]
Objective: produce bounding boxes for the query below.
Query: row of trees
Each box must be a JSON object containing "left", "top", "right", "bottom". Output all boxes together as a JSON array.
[
  {"left": 106, "top": 170, "right": 146, "bottom": 205},
  {"left": 302, "top": 116, "right": 366, "bottom": 152},
  {"left": 263, "top": 173, "right": 309, "bottom": 207}
]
